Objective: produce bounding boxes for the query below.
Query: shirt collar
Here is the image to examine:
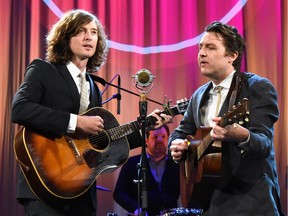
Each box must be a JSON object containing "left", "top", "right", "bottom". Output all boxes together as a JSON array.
[
  {"left": 66, "top": 61, "right": 87, "bottom": 77},
  {"left": 147, "top": 153, "right": 168, "bottom": 162},
  {"left": 212, "top": 70, "right": 236, "bottom": 90}
]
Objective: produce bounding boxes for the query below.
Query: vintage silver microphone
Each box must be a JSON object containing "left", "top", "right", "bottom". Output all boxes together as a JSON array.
[{"left": 132, "top": 69, "right": 155, "bottom": 93}]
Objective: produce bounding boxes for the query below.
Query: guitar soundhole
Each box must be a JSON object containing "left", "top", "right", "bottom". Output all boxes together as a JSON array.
[{"left": 89, "top": 131, "right": 110, "bottom": 150}]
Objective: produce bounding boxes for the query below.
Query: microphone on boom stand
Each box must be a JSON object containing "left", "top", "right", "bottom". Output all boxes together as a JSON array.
[
  {"left": 132, "top": 69, "right": 155, "bottom": 117},
  {"left": 132, "top": 69, "right": 155, "bottom": 216},
  {"left": 117, "top": 75, "right": 121, "bottom": 114}
]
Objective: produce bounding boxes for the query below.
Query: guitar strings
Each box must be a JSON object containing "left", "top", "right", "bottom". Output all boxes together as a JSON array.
[
  {"left": 73, "top": 106, "right": 188, "bottom": 153},
  {"left": 75, "top": 120, "right": 142, "bottom": 152}
]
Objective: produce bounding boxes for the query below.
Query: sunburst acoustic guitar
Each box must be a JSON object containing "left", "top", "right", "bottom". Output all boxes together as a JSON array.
[{"left": 14, "top": 100, "right": 188, "bottom": 205}]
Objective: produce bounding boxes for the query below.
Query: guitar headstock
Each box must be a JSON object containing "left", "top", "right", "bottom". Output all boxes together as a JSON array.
[
  {"left": 177, "top": 98, "right": 189, "bottom": 115},
  {"left": 163, "top": 98, "right": 189, "bottom": 116},
  {"left": 220, "top": 98, "right": 249, "bottom": 127},
  {"left": 142, "top": 98, "right": 189, "bottom": 127}
]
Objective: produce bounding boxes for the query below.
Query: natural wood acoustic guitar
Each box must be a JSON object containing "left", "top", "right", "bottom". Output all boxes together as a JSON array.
[{"left": 180, "top": 98, "right": 249, "bottom": 207}]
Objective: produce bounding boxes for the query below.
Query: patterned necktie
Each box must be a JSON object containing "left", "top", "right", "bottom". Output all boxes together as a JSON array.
[
  {"left": 214, "top": 86, "right": 223, "bottom": 117},
  {"left": 213, "top": 86, "right": 223, "bottom": 149},
  {"left": 79, "top": 72, "right": 89, "bottom": 114}
]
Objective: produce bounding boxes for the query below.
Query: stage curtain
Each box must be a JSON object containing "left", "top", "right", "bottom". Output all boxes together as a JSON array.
[{"left": 0, "top": 0, "right": 286, "bottom": 215}]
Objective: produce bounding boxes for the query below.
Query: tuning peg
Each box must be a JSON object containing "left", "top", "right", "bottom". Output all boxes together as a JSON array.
[
  {"left": 177, "top": 98, "right": 187, "bottom": 103},
  {"left": 163, "top": 96, "right": 172, "bottom": 109},
  {"left": 163, "top": 95, "right": 167, "bottom": 104}
]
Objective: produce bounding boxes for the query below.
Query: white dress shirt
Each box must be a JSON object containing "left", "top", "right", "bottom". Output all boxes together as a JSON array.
[
  {"left": 202, "top": 71, "right": 236, "bottom": 127},
  {"left": 66, "top": 61, "right": 90, "bottom": 133}
]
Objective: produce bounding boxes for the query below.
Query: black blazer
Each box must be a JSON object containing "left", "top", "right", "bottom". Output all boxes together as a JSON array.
[
  {"left": 11, "top": 59, "right": 102, "bottom": 208},
  {"left": 169, "top": 72, "right": 284, "bottom": 216}
]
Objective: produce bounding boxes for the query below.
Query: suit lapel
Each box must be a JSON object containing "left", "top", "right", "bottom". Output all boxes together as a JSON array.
[
  {"left": 198, "top": 82, "right": 213, "bottom": 125},
  {"left": 87, "top": 74, "right": 102, "bottom": 108},
  {"left": 218, "top": 73, "right": 242, "bottom": 117},
  {"left": 55, "top": 64, "right": 81, "bottom": 114}
]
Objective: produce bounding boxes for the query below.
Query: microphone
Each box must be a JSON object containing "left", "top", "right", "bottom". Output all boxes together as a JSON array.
[
  {"left": 117, "top": 75, "right": 121, "bottom": 114},
  {"left": 133, "top": 69, "right": 155, "bottom": 87}
]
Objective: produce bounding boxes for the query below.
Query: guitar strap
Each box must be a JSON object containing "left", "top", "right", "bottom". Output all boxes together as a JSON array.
[{"left": 227, "top": 72, "right": 245, "bottom": 109}]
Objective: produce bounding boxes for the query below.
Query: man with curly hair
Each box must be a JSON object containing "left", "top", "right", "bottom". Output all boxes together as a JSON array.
[{"left": 12, "top": 9, "right": 170, "bottom": 216}]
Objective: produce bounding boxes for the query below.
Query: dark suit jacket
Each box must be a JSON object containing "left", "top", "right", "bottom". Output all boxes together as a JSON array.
[
  {"left": 11, "top": 59, "right": 102, "bottom": 209},
  {"left": 113, "top": 155, "right": 180, "bottom": 216},
  {"left": 169, "top": 72, "right": 284, "bottom": 216}
]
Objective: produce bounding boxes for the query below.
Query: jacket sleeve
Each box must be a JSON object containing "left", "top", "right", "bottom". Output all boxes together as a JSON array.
[
  {"left": 168, "top": 95, "right": 199, "bottom": 160},
  {"left": 11, "top": 59, "right": 70, "bottom": 138},
  {"left": 235, "top": 75, "right": 279, "bottom": 159}
]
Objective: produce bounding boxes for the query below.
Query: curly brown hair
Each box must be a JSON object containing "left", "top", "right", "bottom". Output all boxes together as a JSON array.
[
  {"left": 46, "top": 9, "right": 109, "bottom": 72},
  {"left": 205, "top": 21, "right": 246, "bottom": 73}
]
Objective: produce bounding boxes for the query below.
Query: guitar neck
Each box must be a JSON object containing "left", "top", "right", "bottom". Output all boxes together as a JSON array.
[
  {"left": 107, "top": 120, "right": 141, "bottom": 141},
  {"left": 107, "top": 105, "right": 181, "bottom": 142},
  {"left": 196, "top": 132, "right": 214, "bottom": 160},
  {"left": 196, "top": 119, "right": 230, "bottom": 160},
  {"left": 196, "top": 98, "right": 249, "bottom": 161}
]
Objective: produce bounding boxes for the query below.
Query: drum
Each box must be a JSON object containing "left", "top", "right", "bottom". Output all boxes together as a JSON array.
[{"left": 159, "top": 207, "right": 203, "bottom": 216}]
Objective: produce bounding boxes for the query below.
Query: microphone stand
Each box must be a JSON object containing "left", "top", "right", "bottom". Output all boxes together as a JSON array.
[
  {"left": 91, "top": 74, "right": 157, "bottom": 215},
  {"left": 138, "top": 92, "right": 148, "bottom": 216}
]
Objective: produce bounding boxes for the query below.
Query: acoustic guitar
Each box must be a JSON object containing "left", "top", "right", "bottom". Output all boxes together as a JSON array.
[
  {"left": 180, "top": 98, "right": 249, "bottom": 207},
  {"left": 14, "top": 100, "right": 188, "bottom": 205}
]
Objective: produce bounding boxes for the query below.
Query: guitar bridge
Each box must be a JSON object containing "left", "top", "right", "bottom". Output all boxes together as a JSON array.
[{"left": 65, "top": 136, "right": 84, "bottom": 164}]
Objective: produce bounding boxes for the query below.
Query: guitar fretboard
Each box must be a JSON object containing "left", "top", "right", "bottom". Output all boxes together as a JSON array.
[
  {"left": 197, "top": 133, "right": 214, "bottom": 160},
  {"left": 106, "top": 105, "right": 183, "bottom": 141},
  {"left": 195, "top": 98, "right": 249, "bottom": 161},
  {"left": 108, "top": 120, "right": 141, "bottom": 141}
]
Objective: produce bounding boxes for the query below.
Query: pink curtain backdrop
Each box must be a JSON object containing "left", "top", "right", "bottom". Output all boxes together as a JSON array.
[{"left": 0, "top": 0, "right": 287, "bottom": 215}]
